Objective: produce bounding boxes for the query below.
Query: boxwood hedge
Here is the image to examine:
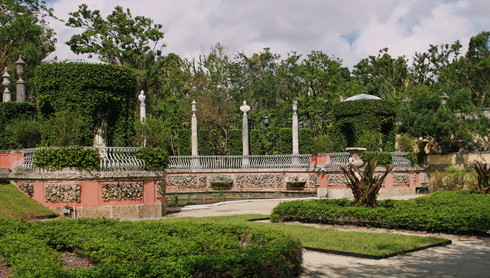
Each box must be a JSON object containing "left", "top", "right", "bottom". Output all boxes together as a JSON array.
[
  {"left": 271, "top": 191, "right": 490, "bottom": 234},
  {"left": 0, "top": 219, "right": 302, "bottom": 277}
]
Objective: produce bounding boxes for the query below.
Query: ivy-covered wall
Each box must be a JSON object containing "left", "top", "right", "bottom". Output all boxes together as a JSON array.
[
  {"left": 35, "top": 63, "right": 137, "bottom": 147},
  {"left": 331, "top": 99, "right": 396, "bottom": 152},
  {"left": 0, "top": 102, "right": 37, "bottom": 150}
]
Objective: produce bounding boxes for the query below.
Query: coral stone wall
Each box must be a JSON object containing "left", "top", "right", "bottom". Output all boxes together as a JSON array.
[
  {"left": 17, "top": 182, "right": 34, "bottom": 197},
  {"left": 393, "top": 173, "right": 411, "bottom": 186},
  {"left": 101, "top": 182, "right": 143, "bottom": 201},
  {"left": 45, "top": 183, "right": 81, "bottom": 203}
]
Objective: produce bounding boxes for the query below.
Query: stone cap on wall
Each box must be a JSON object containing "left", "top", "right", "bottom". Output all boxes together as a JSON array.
[{"left": 8, "top": 170, "right": 167, "bottom": 182}]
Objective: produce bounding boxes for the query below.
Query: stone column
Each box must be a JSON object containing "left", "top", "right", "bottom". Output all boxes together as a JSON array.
[
  {"left": 2, "top": 67, "right": 11, "bottom": 102},
  {"left": 292, "top": 101, "right": 299, "bottom": 155},
  {"left": 191, "top": 99, "right": 198, "bottom": 156},
  {"left": 15, "top": 56, "right": 25, "bottom": 102},
  {"left": 240, "top": 101, "right": 251, "bottom": 156}
]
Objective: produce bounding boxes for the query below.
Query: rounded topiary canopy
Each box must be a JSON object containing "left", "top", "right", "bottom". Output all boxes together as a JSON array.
[{"left": 331, "top": 96, "right": 396, "bottom": 152}]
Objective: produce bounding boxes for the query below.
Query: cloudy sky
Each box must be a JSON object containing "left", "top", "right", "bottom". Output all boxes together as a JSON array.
[{"left": 45, "top": 0, "right": 490, "bottom": 69}]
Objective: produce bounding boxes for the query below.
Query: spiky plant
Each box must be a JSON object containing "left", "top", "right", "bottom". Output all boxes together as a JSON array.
[
  {"left": 340, "top": 153, "right": 394, "bottom": 207},
  {"left": 473, "top": 161, "right": 490, "bottom": 194}
]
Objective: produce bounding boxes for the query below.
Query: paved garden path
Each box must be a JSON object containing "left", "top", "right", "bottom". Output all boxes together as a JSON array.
[{"left": 167, "top": 195, "right": 490, "bottom": 278}]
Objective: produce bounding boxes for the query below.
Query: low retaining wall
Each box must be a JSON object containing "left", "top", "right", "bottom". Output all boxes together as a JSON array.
[{"left": 9, "top": 170, "right": 166, "bottom": 220}]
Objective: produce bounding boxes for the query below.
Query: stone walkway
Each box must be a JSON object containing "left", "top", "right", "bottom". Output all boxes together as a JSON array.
[{"left": 167, "top": 195, "right": 490, "bottom": 278}]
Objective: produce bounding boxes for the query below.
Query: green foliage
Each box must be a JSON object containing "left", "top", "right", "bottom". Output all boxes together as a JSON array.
[
  {"left": 177, "top": 129, "right": 191, "bottom": 156},
  {"left": 5, "top": 118, "right": 41, "bottom": 149},
  {"left": 299, "top": 128, "right": 313, "bottom": 154},
  {"left": 134, "top": 116, "right": 171, "bottom": 149},
  {"left": 278, "top": 128, "right": 292, "bottom": 154},
  {"left": 34, "top": 147, "right": 100, "bottom": 170},
  {"left": 209, "top": 129, "right": 220, "bottom": 155},
  {"left": 0, "top": 218, "right": 302, "bottom": 277},
  {"left": 357, "top": 130, "right": 383, "bottom": 151},
  {"left": 404, "top": 152, "right": 418, "bottom": 166},
  {"left": 341, "top": 154, "right": 394, "bottom": 207},
  {"left": 312, "top": 133, "right": 335, "bottom": 154},
  {"left": 472, "top": 161, "right": 490, "bottom": 194},
  {"left": 135, "top": 147, "right": 170, "bottom": 170},
  {"left": 332, "top": 99, "right": 396, "bottom": 152},
  {"left": 65, "top": 4, "right": 165, "bottom": 69},
  {"left": 227, "top": 129, "right": 242, "bottom": 155},
  {"left": 397, "top": 134, "right": 415, "bottom": 152},
  {"left": 430, "top": 166, "right": 476, "bottom": 192},
  {"left": 250, "top": 129, "right": 263, "bottom": 155},
  {"left": 0, "top": 102, "right": 37, "bottom": 150},
  {"left": 198, "top": 129, "right": 210, "bottom": 155},
  {"left": 362, "top": 152, "right": 393, "bottom": 165},
  {"left": 41, "top": 110, "right": 83, "bottom": 147},
  {"left": 271, "top": 191, "right": 490, "bottom": 234},
  {"left": 36, "top": 62, "right": 137, "bottom": 147}
]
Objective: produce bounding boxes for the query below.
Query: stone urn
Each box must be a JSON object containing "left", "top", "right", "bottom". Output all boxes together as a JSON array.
[{"left": 346, "top": 147, "right": 367, "bottom": 167}]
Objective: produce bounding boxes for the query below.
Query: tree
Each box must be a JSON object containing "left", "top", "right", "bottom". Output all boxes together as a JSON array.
[
  {"left": 0, "top": 0, "right": 58, "bottom": 100},
  {"left": 66, "top": 4, "right": 165, "bottom": 69}
]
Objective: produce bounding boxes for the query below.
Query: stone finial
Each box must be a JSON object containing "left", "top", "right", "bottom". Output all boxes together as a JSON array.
[
  {"left": 15, "top": 55, "right": 25, "bottom": 102},
  {"left": 240, "top": 101, "right": 250, "bottom": 115},
  {"left": 2, "top": 67, "right": 10, "bottom": 102},
  {"left": 15, "top": 55, "right": 25, "bottom": 76},
  {"left": 293, "top": 101, "right": 298, "bottom": 114},
  {"left": 191, "top": 99, "right": 197, "bottom": 113}
]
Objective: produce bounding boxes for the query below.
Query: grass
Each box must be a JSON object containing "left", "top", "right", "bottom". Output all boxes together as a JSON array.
[
  {"left": 0, "top": 184, "right": 57, "bottom": 219},
  {"left": 161, "top": 214, "right": 447, "bottom": 256}
]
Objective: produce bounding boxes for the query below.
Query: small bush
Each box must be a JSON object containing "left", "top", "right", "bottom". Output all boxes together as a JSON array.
[
  {"left": 228, "top": 129, "right": 242, "bottom": 155},
  {"left": 177, "top": 129, "right": 191, "bottom": 156},
  {"left": 278, "top": 128, "right": 292, "bottom": 154},
  {"left": 357, "top": 130, "right": 383, "bottom": 152},
  {"left": 299, "top": 128, "right": 314, "bottom": 154},
  {"left": 5, "top": 118, "right": 42, "bottom": 149},
  {"left": 362, "top": 152, "right": 392, "bottom": 166},
  {"left": 397, "top": 134, "right": 415, "bottom": 152},
  {"left": 35, "top": 147, "right": 100, "bottom": 170},
  {"left": 135, "top": 147, "right": 170, "bottom": 170},
  {"left": 313, "top": 133, "right": 335, "bottom": 154},
  {"left": 404, "top": 152, "right": 417, "bottom": 166},
  {"left": 41, "top": 111, "right": 84, "bottom": 147},
  {"left": 198, "top": 129, "right": 210, "bottom": 155},
  {"left": 134, "top": 116, "right": 171, "bottom": 149},
  {"left": 250, "top": 129, "right": 263, "bottom": 155}
]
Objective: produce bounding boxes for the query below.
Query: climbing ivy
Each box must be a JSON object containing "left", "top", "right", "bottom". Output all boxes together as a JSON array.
[{"left": 331, "top": 99, "right": 396, "bottom": 152}]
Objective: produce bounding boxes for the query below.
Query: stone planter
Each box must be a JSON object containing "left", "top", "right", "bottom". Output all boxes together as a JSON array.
[{"left": 209, "top": 175, "right": 233, "bottom": 189}]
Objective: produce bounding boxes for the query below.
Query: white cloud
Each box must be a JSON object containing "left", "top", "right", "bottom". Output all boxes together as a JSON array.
[{"left": 45, "top": 0, "right": 490, "bottom": 69}]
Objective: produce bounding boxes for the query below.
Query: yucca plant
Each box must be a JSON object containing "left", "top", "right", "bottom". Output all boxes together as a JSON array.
[
  {"left": 473, "top": 161, "right": 490, "bottom": 194},
  {"left": 340, "top": 153, "right": 394, "bottom": 207}
]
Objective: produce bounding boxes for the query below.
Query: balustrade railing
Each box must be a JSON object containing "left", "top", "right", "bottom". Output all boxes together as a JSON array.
[
  {"left": 168, "top": 154, "right": 311, "bottom": 170},
  {"left": 11, "top": 148, "right": 37, "bottom": 171},
  {"left": 328, "top": 152, "right": 350, "bottom": 166},
  {"left": 99, "top": 147, "right": 145, "bottom": 171}
]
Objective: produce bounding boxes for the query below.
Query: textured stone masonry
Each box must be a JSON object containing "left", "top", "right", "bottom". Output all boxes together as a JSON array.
[
  {"left": 156, "top": 180, "right": 166, "bottom": 198},
  {"left": 17, "top": 182, "right": 34, "bottom": 197},
  {"left": 198, "top": 175, "right": 207, "bottom": 188},
  {"left": 236, "top": 174, "right": 244, "bottom": 188},
  {"left": 276, "top": 174, "right": 284, "bottom": 188},
  {"left": 209, "top": 174, "right": 233, "bottom": 188},
  {"left": 328, "top": 174, "right": 346, "bottom": 186},
  {"left": 45, "top": 183, "right": 80, "bottom": 203},
  {"left": 393, "top": 173, "right": 411, "bottom": 186},
  {"left": 101, "top": 182, "right": 143, "bottom": 202},
  {"left": 167, "top": 175, "right": 197, "bottom": 189},
  {"left": 309, "top": 173, "right": 320, "bottom": 188},
  {"left": 246, "top": 174, "right": 275, "bottom": 188},
  {"left": 285, "top": 173, "right": 307, "bottom": 187}
]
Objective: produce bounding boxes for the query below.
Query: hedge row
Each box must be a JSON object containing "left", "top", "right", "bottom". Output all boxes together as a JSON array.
[
  {"left": 34, "top": 147, "right": 100, "bottom": 170},
  {"left": 0, "top": 219, "right": 302, "bottom": 277},
  {"left": 135, "top": 147, "right": 170, "bottom": 170},
  {"left": 271, "top": 191, "right": 490, "bottom": 234}
]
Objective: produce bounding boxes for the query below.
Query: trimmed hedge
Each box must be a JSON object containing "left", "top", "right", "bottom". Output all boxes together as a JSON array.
[
  {"left": 299, "top": 128, "right": 314, "bottom": 154},
  {"left": 250, "top": 129, "right": 262, "bottom": 155},
  {"left": 362, "top": 152, "right": 393, "bottom": 165},
  {"left": 177, "top": 129, "right": 191, "bottom": 156},
  {"left": 34, "top": 147, "right": 100, "bottom": 170},
  {"left": 35, "top": 63, "right": 137, "bottom": 147},
  {"left": 198, "top": 129, "right": 210, "bottom": 155},
  {"left": 404, "top": 152, "right": 417, "bottom": 166},
  {"left": 0, "top": 219, "right": 302, "bottom": 277},
  {"left": 279, "top": 128, "right": 292, "bottom": 154},
  {"left": 0, "top": 102, "right": 37, "bottom": 150},
  {"left": 271, "top": 191, "right": 490, "bottom": 234},
  {"left": 331, "top": 99, "right": 396, "bottom": 152},
  {"left": 228, "top": 129, "right": 242, "bottom": 155},
  {"left": 135, "top": 147, "right": 170, "bottom": 170}
]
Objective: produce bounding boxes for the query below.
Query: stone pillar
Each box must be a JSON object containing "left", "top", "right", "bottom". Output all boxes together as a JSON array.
[
  {"left": 191, "top": 99, "right": 198, "bottom": 156},
  {"left": 240, "top": 101, "right": 251, "bottom": 156},
  {"left": 292, "top": 101, "right": 299, "bottom": 155},
  {"left": 15, "top": 55, "right": 25, "bottom": 102},
  {"left": 2, "top": 67, "right": 11, "bottom": 102},
  {"left": 138, "top": 90, "right": 146, "bottom": 121}
]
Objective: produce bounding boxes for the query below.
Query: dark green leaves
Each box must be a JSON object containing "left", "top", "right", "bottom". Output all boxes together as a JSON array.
[{"left": 35, "top": 147, "right": 100, "bottom": 170}]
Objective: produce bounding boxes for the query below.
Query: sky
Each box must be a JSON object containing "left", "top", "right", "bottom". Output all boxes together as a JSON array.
[{"left": 44, "top": 0, "right": 490, "bottom": 70}]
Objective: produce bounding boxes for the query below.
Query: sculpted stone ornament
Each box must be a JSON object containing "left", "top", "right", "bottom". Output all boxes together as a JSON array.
[
  {"left": 2, "top": 67, "right": 11, "bottom": 102},
  {"left": 240, "top": 101, "right": 250, "bottom": 115},
  {"left": 346, "top": 147, "right": 367, "bottom": 167}
]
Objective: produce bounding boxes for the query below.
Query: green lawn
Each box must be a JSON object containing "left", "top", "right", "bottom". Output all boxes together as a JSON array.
[
  {"left": 0, "top": 184, "right": 58, "bottom": 219},
  {"left": 162, "top": 214, "right": 447, "bottom": 256}
]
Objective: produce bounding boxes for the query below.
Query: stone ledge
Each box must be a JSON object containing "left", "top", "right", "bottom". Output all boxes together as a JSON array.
[
  {"left": 8, "top": 170, "right": 166, "bottom": 182},
  {"left": 167, "top": 168, "right": 310, "bottom": 174}
]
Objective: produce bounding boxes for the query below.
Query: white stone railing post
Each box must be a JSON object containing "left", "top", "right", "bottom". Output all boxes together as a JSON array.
[
  {"left": 240, "top": 101, "right": 250, "bottom": 167},
  {"left": 292, "top": 101, "right": 300, "bottom": 165},
  {"left": 2, "top": 67, "right": 10, "bottom": 102},
  {"left": 191, "top": 100, "right": 200, "bottom": 168},
  {"left": 15, "top": 55, "right": 25, "bottom": 102}
]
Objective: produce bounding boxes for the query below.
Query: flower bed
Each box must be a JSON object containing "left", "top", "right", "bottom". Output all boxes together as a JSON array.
[
  {"left": 271, "top": 191, "right": 490, "bottom": 234},
  {"left": 0, "top": 218, "right": 302, "bottom": 277}
]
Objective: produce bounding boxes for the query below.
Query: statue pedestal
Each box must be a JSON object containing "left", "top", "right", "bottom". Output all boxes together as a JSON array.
[{"left": 346, "top": 147, "right": 367, "bottom": 167}]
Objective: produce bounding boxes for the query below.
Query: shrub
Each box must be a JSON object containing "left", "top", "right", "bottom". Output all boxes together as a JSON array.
[
  {"left": 41, "top": 110, "right": 84, "bottom": 147},
  {"left": 404, "top": 152, "right": 417, "bottom": 166},
  {"left": 35, "top": 147, "right": 100, "bottom": 170},
  {"left": 271, "top": 191, "right": 490, "bottom": 234},
  {"left": 228, "top": 129, "right": 242, "bottom": 155},
  {"left": 198, "top": 129, "right": 210, "bottom": 155},
  {"left": 313, "top": 133, "right": 335, "bottom": 154},
  {"left": 36, "top": 63, "right": 137, "bottom": 147},
  {"left": 299, "top": 128, "right": 314, "bottom": 154},
  {"left": 0, "top": 102, "right": 37, "bottom": 150},
  {"left": 278, "top": 128, "right": 292, "bottom": 154},
  {"left": 177, "top": 129, "right": 191, "bottom": 156},
  {"left": 362, "top": 152, "right": 392, "bottom": 165},
  {"left": 357, "top": 130, "right": 383, "bottom": 152},
  {"left": 250, "top": 129, "right": 263, "bottom": 155},
  {"left": 134, "top": 116, "right": 171, "bottom": 149},
  {"left": 135, "top": 147, "right": 170, "bottom": 170},
  {"left": 397, "top": 134, "right": 415, "bottom": 152},
  {"left": 5, "top": 118, "right": 41, "bottom": 149}
]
